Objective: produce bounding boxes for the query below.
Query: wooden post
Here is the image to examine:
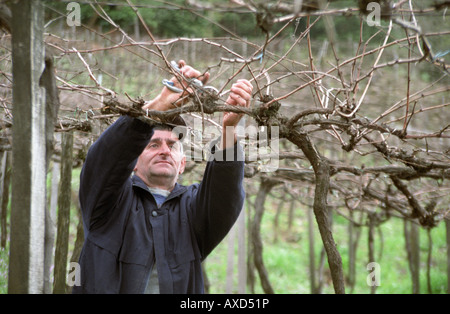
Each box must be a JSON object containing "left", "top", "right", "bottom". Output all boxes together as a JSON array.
[
  {"left": 1, "top": 151, "right": 11, "bottom": 249},
  {"left": 8, "top": 0, "right": 46, "bottom": 294},
  {"left": 237, "top": 205, "right": 246, "bottom": 294},
  {"left": 53, "top": 132, "right": 74, "bottom": 294},
  {"left": 225, "top": 224, "right": 236, "bottom": 294},
  {"left": 225, "top": 205, "right": 247, "bottom": 294},
  {"left": 44, "top": 160, "right": 60, "bottom": 294}
]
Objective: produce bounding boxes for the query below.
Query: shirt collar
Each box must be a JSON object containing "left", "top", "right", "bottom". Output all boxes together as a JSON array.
[{"left": 131, "top": 175, "right": 187, "bottom": 200}]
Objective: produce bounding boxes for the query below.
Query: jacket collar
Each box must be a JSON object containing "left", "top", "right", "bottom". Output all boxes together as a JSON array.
[{"left": 131, "top": 175, "right": 188, "bottom": 201}]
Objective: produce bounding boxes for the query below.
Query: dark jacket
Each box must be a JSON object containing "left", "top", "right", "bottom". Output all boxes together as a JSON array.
[{"left": 72, "top": 116, "right": 245, "bottom": 294}]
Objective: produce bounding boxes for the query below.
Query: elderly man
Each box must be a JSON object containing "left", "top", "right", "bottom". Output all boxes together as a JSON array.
[{"left": 73, "top": 61, "right": 253, "bottom": 294}]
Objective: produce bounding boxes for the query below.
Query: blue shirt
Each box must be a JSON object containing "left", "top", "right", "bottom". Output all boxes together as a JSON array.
[{"left": 148, "top": 187, "right": 170, "bottom": 208}]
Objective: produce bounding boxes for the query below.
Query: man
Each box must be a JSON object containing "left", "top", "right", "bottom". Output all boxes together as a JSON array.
[{"left": 73, "top": 60, "right": 253, "bottom": 293}]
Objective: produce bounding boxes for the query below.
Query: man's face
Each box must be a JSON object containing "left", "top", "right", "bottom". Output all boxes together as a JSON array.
[{"left": 134, "top": 129, "right": 186, "bottom": 188}]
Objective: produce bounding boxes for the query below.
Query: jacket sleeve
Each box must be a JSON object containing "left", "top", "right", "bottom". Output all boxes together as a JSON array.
[
  {"left": 192, "top": 141, "right": 245, "bottom": 259},
  {"left": 79, "top": 116, "right": 154, "bottom": 231}
]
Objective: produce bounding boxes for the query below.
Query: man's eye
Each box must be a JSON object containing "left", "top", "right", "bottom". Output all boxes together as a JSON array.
[
  {"left": 170, "top": 143, "right": 181, "bottom": 151},
  {"left": 149, "top": 143, "right": 159, "bottom": 149}
]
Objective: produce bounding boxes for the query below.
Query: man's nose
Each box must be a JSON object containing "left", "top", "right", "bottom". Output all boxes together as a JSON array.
[{"left": 158, "top": 142, "right": 171, "bottom": 155}]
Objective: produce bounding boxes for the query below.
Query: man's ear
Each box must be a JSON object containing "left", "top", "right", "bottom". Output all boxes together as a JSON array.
[
  {"left": 133, "top": 157, "right": 139, "bottom": 172},
  {"left": 179, "top": 156, "right": 186, "bottom": 175}
]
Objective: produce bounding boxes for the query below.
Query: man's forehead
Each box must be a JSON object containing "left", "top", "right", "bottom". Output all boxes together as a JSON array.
[{"left": 151, "top": 130, "right": 180, "bottom": 142}]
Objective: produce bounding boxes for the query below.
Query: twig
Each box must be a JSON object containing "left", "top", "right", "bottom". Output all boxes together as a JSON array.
[
  {"left": 337, "top": 20, "right": 393, "bottom": 118},
  {"left": 72, "top": 47, "right": 115, "bottom": 97}
]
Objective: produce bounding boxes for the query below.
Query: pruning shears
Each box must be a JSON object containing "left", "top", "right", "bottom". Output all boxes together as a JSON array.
[{"left": 162, "top": 61, "right": 218, "bottom": 95}]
